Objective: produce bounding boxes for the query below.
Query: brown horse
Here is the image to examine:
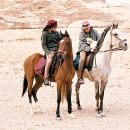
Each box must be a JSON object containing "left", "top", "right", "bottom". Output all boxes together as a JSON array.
[{"left": 22, "top": 30, "right": 75, "bottom": 119}]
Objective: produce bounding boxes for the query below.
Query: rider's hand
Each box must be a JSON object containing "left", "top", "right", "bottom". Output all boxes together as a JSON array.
[
  {"left": 48, "top": 51, "right": 55, "bottom": 58},
  {"left": 90, "top": 48, "right": 95, "bottom": 52},
  {"left": 90, "top": 46, "right": 97, "bottom": 52},
  {"left": 50, "top": 51, "right": 55, "bottom": 56}
]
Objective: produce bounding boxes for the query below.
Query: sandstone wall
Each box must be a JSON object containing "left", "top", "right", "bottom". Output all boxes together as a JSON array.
[{"left": 0, "top": 0, "right": 129, "bottom": 29}]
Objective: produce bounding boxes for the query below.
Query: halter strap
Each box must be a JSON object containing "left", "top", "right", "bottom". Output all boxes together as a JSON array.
[
  {"left": 96, "top": 29, "right": 127, "bottom": 53},
  {"left": 110, "top": 30, "right": 127, "bottom": 49},
  {"left": 57, "top": 40, "right": 71, "bottom": 63},
  {"left": 93, "top": 28, "right": 127, "bottom": 68}
]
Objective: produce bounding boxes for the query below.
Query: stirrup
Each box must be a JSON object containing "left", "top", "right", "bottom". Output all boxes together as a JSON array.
[
  {"left": 44, "top": 78, "right": 49, "bottom": 85},
  {"left": 77, "top": 78, "right": 84, "bottom": 84}
]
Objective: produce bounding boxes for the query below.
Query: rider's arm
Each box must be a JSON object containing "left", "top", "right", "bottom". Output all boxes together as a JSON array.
[{"left": 41, "top": 32, "right": 50, "bottom": 56}]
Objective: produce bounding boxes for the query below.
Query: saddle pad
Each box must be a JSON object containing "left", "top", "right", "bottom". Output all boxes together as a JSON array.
[{"left": 34, "top": 57, "right": 46, "bottom": 75}]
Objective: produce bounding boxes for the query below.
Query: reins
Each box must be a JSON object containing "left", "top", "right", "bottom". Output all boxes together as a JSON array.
[{"left": 97, "top": 48, "right": 123, "bottom": 53}]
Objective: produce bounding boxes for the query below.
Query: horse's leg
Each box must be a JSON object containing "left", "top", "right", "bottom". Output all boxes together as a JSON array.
[
  {"left": 27, "top": 76, "right": 34, "bottom": 115},
  {"left": 75, "top": 82, "right": 82, "bottom": 110},
  {"left": 56, "top": 81, "right": 62, "bottom": 119},
  {"left": 32, "top": 76, "right": 44, "bottom": 114},
  {"left": 94, "top": 81, "right": 101, "bottom": 117},
  {"left": 99, "top": 79, "right": 108, "bottom": 117},
  {"left": 66, "top": 81, "right": 76, "bottom": 118}
]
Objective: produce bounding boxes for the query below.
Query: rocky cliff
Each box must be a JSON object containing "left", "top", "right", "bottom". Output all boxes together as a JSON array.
[{"left": 0, "top": 0, "right": 129, "bottom": 29}]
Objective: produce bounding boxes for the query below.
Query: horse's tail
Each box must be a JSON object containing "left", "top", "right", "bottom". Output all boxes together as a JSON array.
[
  {"left": 22, "top": 75, "right": 28, "bottom": 97},
  {"left": 61, "top": 84, "right": 66, "bottom": 103}
]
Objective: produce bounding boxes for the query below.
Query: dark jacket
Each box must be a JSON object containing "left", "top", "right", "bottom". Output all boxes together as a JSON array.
[
  {"left": 78, "top": 27, "right": 100, "bottom": 52},
  {"left": 41, "top": 30, "right": 60, "bottom": 56}
]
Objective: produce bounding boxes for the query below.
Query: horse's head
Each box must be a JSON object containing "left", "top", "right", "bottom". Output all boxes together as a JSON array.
[
  {"left": 57, "top": 30, "right": 72, "bottom": 62},
  {"left": 109, "top": 23, "right": 128, "bottom": 51}
]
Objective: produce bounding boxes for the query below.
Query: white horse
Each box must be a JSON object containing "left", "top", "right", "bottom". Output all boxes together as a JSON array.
[{"left": 75, "top": 23, "right": 128, "bottom": 117}]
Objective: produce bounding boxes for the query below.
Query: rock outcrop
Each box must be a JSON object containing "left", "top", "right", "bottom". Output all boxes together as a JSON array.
[{"left": 0, "top": 0, "right": 129, "bottom": 29}]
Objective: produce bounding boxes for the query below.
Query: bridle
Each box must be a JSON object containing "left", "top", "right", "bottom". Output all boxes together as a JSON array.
[
  {"left": 57, "top": 38, "right": 71, "bottom": 60},
  {"left": 93, "top": 29, "right": 127, "bottom": 68},
  {"left": 97, "top": 29, "right": 127, "bottom": 53},
  {"left": 109, "top": 30, "right": 127, "bottom": 51}
]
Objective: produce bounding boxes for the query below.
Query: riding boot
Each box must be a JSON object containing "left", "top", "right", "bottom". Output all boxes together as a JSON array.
[
  {"left": 77, "top": 71, "right": 84, "bottom": 84},
  {"left": 44, "top": 78, "right": 49, "bottom": 85},
  {"left": 44, "top": 74, "right": 49, "bottom": 85}
]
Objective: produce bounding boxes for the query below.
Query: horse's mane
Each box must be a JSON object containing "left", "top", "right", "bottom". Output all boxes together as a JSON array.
[{"left": 96, "top": 25, "right": 111, "bottom": 51}]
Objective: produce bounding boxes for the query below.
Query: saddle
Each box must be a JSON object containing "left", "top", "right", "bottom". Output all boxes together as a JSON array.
[
  {"left": 34, "top": 54, "right": 59, "bottom": 77},
  {"left": 73, "top": 52, "right": 94, "bottom": 71}
]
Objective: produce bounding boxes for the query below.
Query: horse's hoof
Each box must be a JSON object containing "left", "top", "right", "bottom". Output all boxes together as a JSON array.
[
  {"left": 70, "top": 113, "right": 76, "bottom": 119},
  {"left": 56, "top": 116, "right": 61, "bottom": 120},
  {"left": 77, "top": 106, "right": 82, "bottom": 110},
  {"left": 96, "top": 114, "right": 102, "bottom": 118},
  {"left": 100, "top": 112, "right": 106, "bottom": 117}
]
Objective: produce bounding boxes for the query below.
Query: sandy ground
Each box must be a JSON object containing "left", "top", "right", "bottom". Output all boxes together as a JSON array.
[{"left": 0, "top": 28, "right": 130, "bottom": 130}]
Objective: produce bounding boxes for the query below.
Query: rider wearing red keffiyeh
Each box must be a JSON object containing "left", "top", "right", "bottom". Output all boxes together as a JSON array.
[{"left": 41, "top": 19, "right": 61, "bottom": 85}]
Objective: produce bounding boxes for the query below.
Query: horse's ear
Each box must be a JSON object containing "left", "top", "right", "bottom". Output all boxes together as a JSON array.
[
  {"left": 112, "top": 22, "right": 118, "bottom": 29},
  {"left": 60, "top": 30, "right": 63, "bottom": 35},
  {"left": 65, "top": 30, "right": 69, "bottom": 36},
  {"left": 108, "top": 24, "right": 112, "bottom": 30}
]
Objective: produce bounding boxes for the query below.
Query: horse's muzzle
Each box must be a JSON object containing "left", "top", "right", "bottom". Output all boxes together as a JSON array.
[
  {"left": 120, "top": 39, "right": 128, "bottom": 51},
  {"left": 57, "top": 54, "right": 64, "bottom": 65},
  {"left": 57, "top": 52, "right": 65, "bottom": 61},
  {"left": 57, "top": 50, "right": 66, "bottom": 60}
]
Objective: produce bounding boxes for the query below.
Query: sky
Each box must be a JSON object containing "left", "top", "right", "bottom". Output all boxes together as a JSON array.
[{"left": 105, "top": 0, "right": 130, "bottom": 5}]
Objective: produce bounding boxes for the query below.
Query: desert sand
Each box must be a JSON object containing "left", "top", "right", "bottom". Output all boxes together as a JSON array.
[
  {"left": 0, "top": 0, "right": 130, "bottom": 129},
  {"left": 0, "top": 25, "right": 130, "bottom": 130}
]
